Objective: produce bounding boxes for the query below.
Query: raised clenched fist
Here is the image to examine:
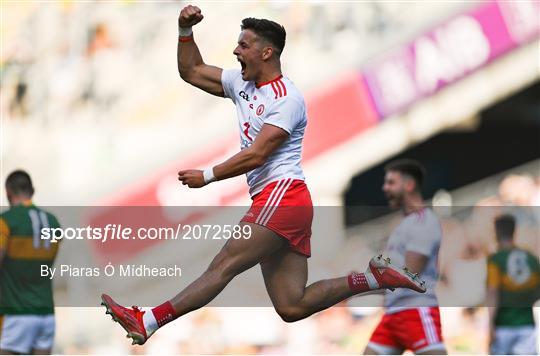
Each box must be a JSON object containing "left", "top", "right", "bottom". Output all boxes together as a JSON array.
[{"left": 178, "top": 5, "right": 204, "bottom": 28}]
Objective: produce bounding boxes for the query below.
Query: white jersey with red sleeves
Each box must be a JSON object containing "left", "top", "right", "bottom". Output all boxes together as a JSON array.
[
  {"left": 384, "top": 208, "right": 442, "bottom": 312},
  {"left": 221, "top": 69, "right": 306, "bottom": 196}
]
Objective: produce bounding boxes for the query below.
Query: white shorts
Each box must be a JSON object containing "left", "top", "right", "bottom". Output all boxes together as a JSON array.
[
  {"left": 491, "top": 325, "right": 537, "bottom": 355},
  {"left": 0, "top": 314, "right": 55, "bottom": 354}
]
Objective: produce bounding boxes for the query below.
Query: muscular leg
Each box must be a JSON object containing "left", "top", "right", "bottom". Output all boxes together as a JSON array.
[
  {"left": 260, "top": 245, "right": 356, "bottom": 323},
  {"left": 169, "top": 222, "right": 286, "bottom": 316},
  {"left": 363, "top": 343, "right": 446, "bottom": 355},
  {"left": 416, "top": 347, "right": 447, "bottom": 355},
  {"left": 363, "top": 344, "right": 406, "bottom": 355},
  {"left": 363, "top": 345, "right": 402, "bottom": 355},
  {"left": 104, "top": 222, "right": 418, "bottom": 346},
  {"left": 363, "top": 345, "right": 381, "bottom": 355}
]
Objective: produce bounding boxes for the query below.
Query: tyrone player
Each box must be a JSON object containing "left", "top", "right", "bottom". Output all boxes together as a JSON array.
[
  {"left": 101, "top": 5, "right": 426, "bottom": 346},
  {"left": 364, "top": 160, "right": 447, "bottom": 355}
]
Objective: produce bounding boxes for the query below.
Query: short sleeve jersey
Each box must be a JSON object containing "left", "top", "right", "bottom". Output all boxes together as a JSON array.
[
  {"left": 384, "top": 208, "right": 442, "bottom": 311},
  {"left": 221, "top": 69, "right": 306, "bottom": 196},
  {"left": 487, "top": 248, "right": 540, "bottom": 326},
  {"left": 0, "top": 203, "right": 60, "bottom": 314}
]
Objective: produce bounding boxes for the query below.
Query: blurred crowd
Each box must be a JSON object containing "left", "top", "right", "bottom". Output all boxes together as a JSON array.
[
  {"left": 2, "top": 1, "right": 466, "bottom": 125},
  {"left": 1, "top": 2, "right": 468, "bottom": 206}
]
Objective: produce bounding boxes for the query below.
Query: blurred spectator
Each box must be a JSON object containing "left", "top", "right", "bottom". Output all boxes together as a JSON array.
[
  {"left": 534, "top": 177, "right": 540, "bottom": 206},
  {"left": 86, "top": 23, "right": 115, "bottom": 58},
  {"left": 8, "top": 74, "right": 29, "bottom": 118},
  {"left": 499, "top": 174, "right": 538, "bottom": 206},
  {"left": 498, "top": 175, "right": 539, "bottom": 256},
  {"left": 313, "top": 303, "right": 356, "bottom": 352}
]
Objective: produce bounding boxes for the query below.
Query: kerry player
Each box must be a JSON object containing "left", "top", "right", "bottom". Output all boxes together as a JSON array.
[{"left": 0, "top": 170, "right": 61, "bottom": 354}]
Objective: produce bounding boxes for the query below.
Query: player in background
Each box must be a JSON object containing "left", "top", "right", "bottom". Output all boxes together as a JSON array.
[
  {"left": 0, "top": 170, "right": 61, "bottom": 355},
  {"left": 487, "top": 214, "right": 540, "bottom": 355},
  {"left": 101, "top": 5, "right": 426, "bottom": 346},
  {"left": 364, "top": 159, "right": 447, "bottom": 355}
]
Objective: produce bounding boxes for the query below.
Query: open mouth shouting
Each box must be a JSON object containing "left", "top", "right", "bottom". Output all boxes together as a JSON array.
[{"left": 238, "top": 58, "right": 247, "bottom": 76}]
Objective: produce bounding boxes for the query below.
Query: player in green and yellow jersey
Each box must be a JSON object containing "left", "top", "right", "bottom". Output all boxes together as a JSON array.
[
  {"left": 0, "top": 170, "right": 61, "bottom": 354},
  {"left": 487, "top": 214, "right": 540, "bottom": 355}
]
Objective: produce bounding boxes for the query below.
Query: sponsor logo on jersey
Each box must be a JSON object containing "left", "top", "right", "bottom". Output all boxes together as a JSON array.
[
  {"left": 256, "top": 104, "right": 265, "bottom": 116},
  {"left": 239, "top": 91, "right": 250, "bottom": 101}
]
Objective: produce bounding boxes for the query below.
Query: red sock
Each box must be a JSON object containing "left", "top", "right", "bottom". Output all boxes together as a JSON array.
[
  {"left": 151, "top": 301, "right": 176, "bottom": 327},
  {"left": 347, "top": 272, "right": 373, "bottom": 293}
]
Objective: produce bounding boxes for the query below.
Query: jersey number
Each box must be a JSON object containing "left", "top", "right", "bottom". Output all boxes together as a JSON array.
[
  {"left": 243, "top": 122, "right": 253, "bottom": 141},
  {"left": 507, "top": 250, "right": 531, "bottom": 285},
  {"left": 28, "top": 209, "right": 51, "bottom": 250}
]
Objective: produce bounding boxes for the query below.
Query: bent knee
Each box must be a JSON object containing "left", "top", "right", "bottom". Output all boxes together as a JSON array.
[{"left": 275, "top": 305, "right": 306, "bottom": 323}]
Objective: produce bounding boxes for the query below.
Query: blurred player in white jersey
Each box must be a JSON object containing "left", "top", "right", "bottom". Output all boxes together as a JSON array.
[
  {"left": 364, "top": 159, "right": 447, "bottom": 355},
  {"left": 101, "top": 5, "right": 426, "bottom": 346}
]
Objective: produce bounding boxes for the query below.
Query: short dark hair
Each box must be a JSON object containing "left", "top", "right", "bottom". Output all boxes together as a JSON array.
[
  {"left": 385, "top": 159, "right": 426, "bottom": 190},
  {"left": 495, "top": 214, "right": 515, "bottom": 241},
  {"left": 241, "top": 17, "right": 286, "bottom": 56},
  {"left": 5, "top": 170, "right": 34, "bottom": 197}
]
